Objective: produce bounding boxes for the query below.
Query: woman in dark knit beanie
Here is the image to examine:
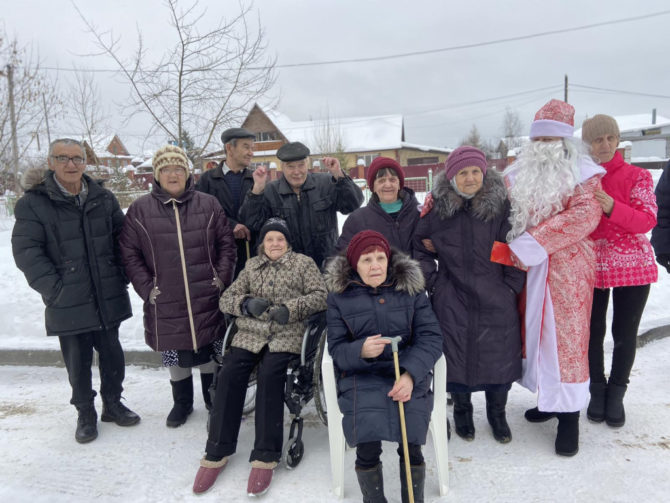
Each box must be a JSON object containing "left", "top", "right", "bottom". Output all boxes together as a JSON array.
[
  {"left": 413, "top": 145, "right": 525, "bottom": 444},
  {"left": 335, "top": 156, "right": 420, "bottom": 254}
]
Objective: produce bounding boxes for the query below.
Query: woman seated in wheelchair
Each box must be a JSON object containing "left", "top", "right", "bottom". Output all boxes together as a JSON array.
[
  {"left": 193, "top": 218, "right": 327, "bottom": 497},
  {"left": 324, "top": 230, "right": 443, "bottom": 503}
]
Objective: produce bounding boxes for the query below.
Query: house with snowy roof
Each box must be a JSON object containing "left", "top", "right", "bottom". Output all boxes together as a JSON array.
[
  {"left": 81, "top": 134, "right": 134, "bottom": 173},
  {"left": 202, "top": 104, "right": 452, "bottom": 187}
]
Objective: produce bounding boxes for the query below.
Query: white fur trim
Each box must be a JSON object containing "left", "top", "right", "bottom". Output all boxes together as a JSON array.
[{"left": 530, "top": 119, "right": 574, "bottom": 139}]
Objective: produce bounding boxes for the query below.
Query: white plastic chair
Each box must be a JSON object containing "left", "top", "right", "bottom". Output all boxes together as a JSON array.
[{"left": 321, "top": 342, "right": 449, "bottom": 499}]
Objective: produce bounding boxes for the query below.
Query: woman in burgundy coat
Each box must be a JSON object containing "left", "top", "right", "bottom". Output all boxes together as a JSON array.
[{"left": 120, "top": 145, "right": 236, "bottom": 428}]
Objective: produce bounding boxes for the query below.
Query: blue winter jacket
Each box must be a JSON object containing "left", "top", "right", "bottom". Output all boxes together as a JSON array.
[{"left": 324, "top": 251, "right": 443, "bottom": 446}]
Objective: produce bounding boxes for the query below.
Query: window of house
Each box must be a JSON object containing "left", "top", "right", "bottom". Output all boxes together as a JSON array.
[
  {"left": 407, "top": 156, "right": 439, "bottom": 166},
  {"left": 356, "top": 153, "right": 380, "bottom": 166},
  {"left": 255, "top": 131, "right": 280, "bottom": 142}
]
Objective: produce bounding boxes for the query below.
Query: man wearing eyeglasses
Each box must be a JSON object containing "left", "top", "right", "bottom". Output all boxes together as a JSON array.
[{"left": 11, "top": 138, "right": 140, "bottom": 444}]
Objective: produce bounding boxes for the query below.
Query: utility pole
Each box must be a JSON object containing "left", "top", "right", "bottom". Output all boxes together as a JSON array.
[
  {"left": 42, "top": 92, "right": 51, "bottom": 146},
  {"left": 564, "top": 74, "right": 568, "bottom": 103},
  {"left": 6, "top": 64, "right": 20, "bottom": 192}
]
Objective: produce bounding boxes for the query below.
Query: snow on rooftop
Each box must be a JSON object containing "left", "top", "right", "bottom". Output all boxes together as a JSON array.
[{"left": 265, "top": 109, "right": 406, "bottom": 153}]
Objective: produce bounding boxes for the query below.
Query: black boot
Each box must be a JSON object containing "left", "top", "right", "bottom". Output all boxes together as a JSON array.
[
  {"left": 586, "top": 382, "right": 607, "bottom": 423},
  {"left": 75, "top": 405, "right": 98, "bottom": 444},
  {"left": 485, "top": 391, "right": 512, "bottom": 443},
  {"left": 400, "top": 462, "right": 425, "bottom": 503},
  {"left": 555, "top": 412, "right": 580, "bottom": 457},
  {"left": 605, "top": 381, "right": 627, "bottom": 427},
  {"left": 166, "top": 375, "right": 194, "bottom": 428},
  {"left": 200, "top": 373, "right": 214, "bottom": 411},
  {"left": 101, "top": 397, "right": 141, "bottom": 427},
  {"left": 355, "top": 464, "right": 387, "bottom": 503},
  {"left": 524, "top": 407, "right": 557, "bottom": 423},
  {"left": 452, "top": 392, "right": 475, "bottom": 441}
]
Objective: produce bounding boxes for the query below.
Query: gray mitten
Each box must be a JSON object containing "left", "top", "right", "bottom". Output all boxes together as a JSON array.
[{"left": 243, "top": 297, "right": 270, "bottom": 318}]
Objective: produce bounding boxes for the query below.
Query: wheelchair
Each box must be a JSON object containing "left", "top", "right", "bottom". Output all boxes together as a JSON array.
[{"left": 209, "top": 311, "right": 328, "bottom": 469}]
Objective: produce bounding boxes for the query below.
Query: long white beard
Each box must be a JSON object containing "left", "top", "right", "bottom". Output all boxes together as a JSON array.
[{"left": 505, "top": 140, "right": 583, "bottom": 241}]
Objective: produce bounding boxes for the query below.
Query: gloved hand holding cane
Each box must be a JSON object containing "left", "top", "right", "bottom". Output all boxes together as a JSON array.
[{"left": 381, "top": 336, "right": 415, "bottom": 503}]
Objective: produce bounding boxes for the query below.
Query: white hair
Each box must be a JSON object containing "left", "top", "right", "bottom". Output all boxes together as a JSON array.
[{"left": 505, "top": 138, "right": 589, "bottom": 241}]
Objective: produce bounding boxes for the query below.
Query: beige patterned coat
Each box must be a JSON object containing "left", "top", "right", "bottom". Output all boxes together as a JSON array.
[{"left": 219, "top": 250, "right": 327, "bottom": 354}]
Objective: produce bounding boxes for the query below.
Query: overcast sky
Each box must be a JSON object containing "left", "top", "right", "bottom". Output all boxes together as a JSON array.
[{"left": 3, "top": 0, "right": 670, "bottom": 154}]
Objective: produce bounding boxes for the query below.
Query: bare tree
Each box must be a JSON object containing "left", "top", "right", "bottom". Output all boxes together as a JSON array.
[
  {"left": 500, "top": 107, "right": 524, "bottom": 155},
  {"left": 461, "top": 124, "right": 483, "bottom": 150},
  {"left": 0, "top": 31, "right": 61, "bottom": 192},
  {"left": 75, "top": 0, "right": 277, "bottom": 154},
  {"left": 65, "top": 68, "right": 109, "bottom": 167},
  {"left": 312, "top": 108, "right": 348, "bottom": 171}
]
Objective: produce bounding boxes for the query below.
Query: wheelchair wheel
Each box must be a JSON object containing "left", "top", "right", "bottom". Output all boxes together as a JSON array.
[
  {"left": 312, "top": 330, "right": 328, "bottom": 426},
  {"left": 243, "top": 380, "right": 257, "bottom": 415},
  {"left": 284, "top": 438, "right": 304, "bottom": 469}
]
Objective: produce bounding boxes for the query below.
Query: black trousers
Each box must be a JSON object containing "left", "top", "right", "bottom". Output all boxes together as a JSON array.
[
  {"left": 589, "top": 285, "right": 650, "bottom": 386},
  {"left": 58, "top": 326, "right": 125, "bottom": 410},
  {"left": 206, "top": 346, "right": 293, "bottom": 463},
  {"left": 356, "top": 441, "right": 424, "bottom": 469}
]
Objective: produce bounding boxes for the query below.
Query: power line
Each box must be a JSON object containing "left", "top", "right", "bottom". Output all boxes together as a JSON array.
[
  {"left": 40, "top": 10, "right": 670, "bottom": 73},
  {"left": 571, "top": 83, "right": 670, "bottom": 100},
  {"left": 406, "top": 85, "right": 562, "bottom": 117}
]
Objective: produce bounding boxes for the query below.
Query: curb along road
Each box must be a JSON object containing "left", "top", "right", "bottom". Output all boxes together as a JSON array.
[{"left": 1, "top": 325, "right": 669, "bottom": 368}]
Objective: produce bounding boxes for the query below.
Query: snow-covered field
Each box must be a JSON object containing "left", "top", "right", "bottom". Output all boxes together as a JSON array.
[
  {"left": 0, "top": 166, "right": 669, "bottom": 503},
  {"left": 0, "top": 339, "right": 668, "bottom": 502}
]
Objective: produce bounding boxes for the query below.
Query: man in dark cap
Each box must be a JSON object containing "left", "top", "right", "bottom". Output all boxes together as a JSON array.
[
  {"left": 196, "top": 127, "right": 257, "bottom": 277},
  {"left": 239, "top": 141, "right": 364, "bottom": 268}
]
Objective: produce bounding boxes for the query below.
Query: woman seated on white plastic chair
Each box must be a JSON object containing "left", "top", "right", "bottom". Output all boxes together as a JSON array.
[
  {"left": 324, "top": 230, "right": 443, "bottom": 503},
  {"left": 192, "top": 218, "right": 327, "bottom": 497}
]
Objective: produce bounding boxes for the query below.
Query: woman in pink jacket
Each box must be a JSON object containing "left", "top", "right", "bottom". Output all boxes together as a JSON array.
[{"left": 582, "top": 115, "right": 657, "bottom": 428}]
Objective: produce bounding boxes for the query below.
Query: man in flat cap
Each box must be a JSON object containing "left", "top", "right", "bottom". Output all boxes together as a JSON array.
[
  {"left": 239, "top": 141, "right": 363, "bottom": 268},
  {"left": 196, "top": 127, "right": 257, "bottom": 277}
]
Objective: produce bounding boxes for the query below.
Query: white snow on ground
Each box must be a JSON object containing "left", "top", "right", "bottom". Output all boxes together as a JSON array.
[
  {"left": 1, "top": 174, "right": 669, "bottom": 503},
  {"left": 0, "top": 339, "right": 668, "bottom": 502}
]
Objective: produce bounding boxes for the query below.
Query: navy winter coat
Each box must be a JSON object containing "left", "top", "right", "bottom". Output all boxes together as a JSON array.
[
  {"left": 239, "top": 172, "right": 363, "bottom": 268},
  {"left": 413, "top": 170, "right": 525, "bottom": 388},
  {"left": 324, "top": 252, "right": 443, "bottom": 446},
  {"left": 335, "top": 188, "right": 420, "bottom": 254},
  {"left": 12, "top": 169, "right": 132, "bottom": 336},
  {"left": 120, "top": 177, "right": 236, "bottom": 352}
]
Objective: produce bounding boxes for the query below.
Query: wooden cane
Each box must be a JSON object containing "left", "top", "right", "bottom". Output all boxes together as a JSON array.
[
  {"left": 383, "top": 336, "right": 414, "bottom": 503},
  {"left": 245, "top": 240, "right": 250, "bottom": 260}
]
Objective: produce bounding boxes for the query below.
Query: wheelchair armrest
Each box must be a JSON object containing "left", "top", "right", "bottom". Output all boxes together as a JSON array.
[{"left": 221, "top": 315, "right": 238, "bottom": 357}]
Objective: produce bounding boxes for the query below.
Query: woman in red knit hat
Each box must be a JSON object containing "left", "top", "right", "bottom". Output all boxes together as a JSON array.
[
  {"left": 325, "top": 230, "right": 443, "bottom": 502},
  {"left": 335, "top": 157, "right": 420, "bottom": 255}
]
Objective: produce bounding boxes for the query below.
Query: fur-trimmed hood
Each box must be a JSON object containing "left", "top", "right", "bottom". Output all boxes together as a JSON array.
[
  {"left": 21, "top": 166, "right": 106, "bottom": 193},
  {"left": 431, "top": 168, "right": 507, "bottom": 221},
  {"left": 21, "top": 167, "right": 48, "bottom": 190},
  {"left": 324, "top": 249, "right": 425, "bottom": 295}
]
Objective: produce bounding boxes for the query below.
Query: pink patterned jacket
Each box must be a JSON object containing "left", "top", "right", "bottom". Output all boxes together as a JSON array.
[{"left": 590, "top": 151, "right": 658, "bottom": 288}]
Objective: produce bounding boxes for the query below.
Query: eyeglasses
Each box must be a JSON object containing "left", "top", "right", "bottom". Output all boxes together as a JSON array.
[
  {"left": 51, "top": 155, "right": 85, "bottom": 165},
  {"left": 160, "top": 166, "right": 187, "bottom": 176}
]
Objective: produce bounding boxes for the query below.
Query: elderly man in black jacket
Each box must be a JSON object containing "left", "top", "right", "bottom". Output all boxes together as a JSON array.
[
  {"left": 652, "top": 160, "right": 670, "bottom": 274},
  {"left": 239, "top": 141, "right": 364, "bottom": 268},
  {"left": 12, "top": 138, "right": 139, "bottom": 444},
  {"left": 196, "top": 127, "right": 257, "bottom": 277}
]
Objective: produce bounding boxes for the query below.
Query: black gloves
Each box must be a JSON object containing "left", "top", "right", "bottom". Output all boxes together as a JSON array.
[
  {"left": 268, "top": 305, "right": 290, "bottom": 325},
  {"left": 243, "top": 297, "right": 270, "bottom": 318},
  {"left": 656, "top": 254, "right": 670, "bottom": 274}
]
